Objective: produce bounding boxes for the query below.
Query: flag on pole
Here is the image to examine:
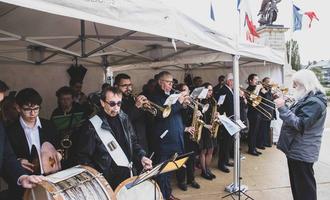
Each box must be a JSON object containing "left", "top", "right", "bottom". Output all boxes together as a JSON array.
[
  {"left": 210, "top": 2, "right": 215, "bottom": 21},
  {"left": 293, "top": 5, "right": 303, "bottom": 31},
  {"left": 237, "top": 0, "right": 241, "bottom": 12},
  {"left": 304, "top": 11, "right": 319, "bottom": 28},
  {"left": 245, "top": 13, "right": 260, "bottom": 39}
]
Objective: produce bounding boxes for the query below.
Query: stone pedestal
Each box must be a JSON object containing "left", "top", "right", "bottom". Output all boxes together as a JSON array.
[{"left": 255, "top": 25, "right": 289, "bottom": 52}]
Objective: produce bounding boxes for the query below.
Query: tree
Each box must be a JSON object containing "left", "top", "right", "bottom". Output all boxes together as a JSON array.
[{"left": 286, "top": 40, "right": 301, "bottom": 71}]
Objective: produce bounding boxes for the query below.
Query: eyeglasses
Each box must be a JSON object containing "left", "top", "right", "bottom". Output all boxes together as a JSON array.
[
  {"left": 161, "top": 79, "right": 174, "bottom": 84},
  {"left": 104, "top": 101, "right": 122, "bottom": 107},
  {"left": 21, "top": 106, "right": 40, "bottom": 113},
  {"left": 119, "top": 84, "right": 133, "bottom": 88}
]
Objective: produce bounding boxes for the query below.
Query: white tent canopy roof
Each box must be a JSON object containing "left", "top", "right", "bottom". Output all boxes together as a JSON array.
[{"left": 0, "top": 0, "right": 284, "bottom": 67}]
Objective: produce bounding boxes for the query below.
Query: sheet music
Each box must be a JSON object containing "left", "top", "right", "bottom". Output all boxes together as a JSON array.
[
  {"left": 190, "top": 87, "right": 204, "bottom": 99},
  {"left": 125, "top": 163, "right": 163, "bottom": 189},
  {"left": 163, "top": 94, "right": 181, "bottom": 106},
  {"left": 235, "top": 120, "right": 247, "bottom": 129},
  {"left": 198, "top": 88, "right": 209, "bottom": 99},
  {"left": 218, "top": 95, "right": 226, "bottom": 105},
  {"left": 219, "top": 115, "right": 241, "bottom": 136}
]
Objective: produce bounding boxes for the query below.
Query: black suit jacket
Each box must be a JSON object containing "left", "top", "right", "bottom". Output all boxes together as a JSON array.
[
  {"left": 6, "top": 118, "right": 59, "bottom": 173},
  {"left": 0, "top": 122, "right": 25, "bottom": 200},
  {"left": 217, "top": 85, "right": 234, "bottom": 117}
]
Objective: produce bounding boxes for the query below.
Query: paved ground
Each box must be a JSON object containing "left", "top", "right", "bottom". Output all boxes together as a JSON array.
[{"left": 173, "top": 107, "right": 330, "bottom": 200}]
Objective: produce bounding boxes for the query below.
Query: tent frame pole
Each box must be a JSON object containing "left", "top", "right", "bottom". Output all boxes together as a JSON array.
[{"left": 233, "top": 54, "right": 240, "bottom": 189}]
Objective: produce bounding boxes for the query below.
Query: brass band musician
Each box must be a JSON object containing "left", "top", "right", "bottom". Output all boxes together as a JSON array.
[
  {"left": 175, "top": 83, "right": 201, "bottom": 191},
  {"left": 199, "top": 83, "right": 218, "bottom": 180}
]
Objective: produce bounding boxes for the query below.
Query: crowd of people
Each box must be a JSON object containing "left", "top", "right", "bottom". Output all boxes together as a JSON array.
[{"left": 0, "top": 67, "right": 327, "bottom": 200}]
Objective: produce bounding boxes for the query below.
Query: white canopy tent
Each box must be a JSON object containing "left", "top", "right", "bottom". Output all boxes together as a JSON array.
[
  {"left": 0, "top": 0, "right": 285, "bottom": 115},
  {"left": 0, "top": 0, "right": 285, "bottom": 194}
]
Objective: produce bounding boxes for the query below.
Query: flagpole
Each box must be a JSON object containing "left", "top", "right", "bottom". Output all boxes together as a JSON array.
[{"left": 289, "top": 0, "right": 294, "bottom": 67}]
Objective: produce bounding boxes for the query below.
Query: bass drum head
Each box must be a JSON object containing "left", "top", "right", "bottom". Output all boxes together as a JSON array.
[
  {"left": 115, "top": 177, "right": 162, "bottom": 200},
  {"left": 23, "top": 165, "right": 115, "bottom": 200}
]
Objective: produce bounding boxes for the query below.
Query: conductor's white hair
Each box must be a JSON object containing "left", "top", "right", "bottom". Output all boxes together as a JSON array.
[{"left": 292, "top": 69, "right": 325, "bottom": 95}]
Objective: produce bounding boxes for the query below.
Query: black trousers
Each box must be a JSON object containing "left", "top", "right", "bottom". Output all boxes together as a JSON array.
[
  {"left": 256, "top": 120, "right": 271, "bottom": 148},
  {"left": 247, "top": 113, "right": 261, "bottom": 152},
  {"left": 177, "top": 133, "right": 198, "bottom": 184},
  {"left": 218, "top": 128, "right": 233, "bottom": 167},
  {"left": 287, "top": 158, "right": 317, "bottom": 200}
]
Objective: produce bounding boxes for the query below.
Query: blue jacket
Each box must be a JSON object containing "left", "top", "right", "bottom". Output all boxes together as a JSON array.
[
  {"left": 277, "top": 91, "right": 327, "bottom": 163},
  {"left": 150, "top": 87, "right": 184, "bottom": 155}
]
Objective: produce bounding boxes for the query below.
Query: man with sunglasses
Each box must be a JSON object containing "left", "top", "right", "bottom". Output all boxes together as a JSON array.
[
  {"left": 5, "top": 88, "right": 59, "bottom": 199},
  {"left": 74, "top": 86, "right": 152, "bottom": 189}
]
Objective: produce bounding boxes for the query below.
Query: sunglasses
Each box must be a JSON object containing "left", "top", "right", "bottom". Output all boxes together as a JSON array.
[{"left": 104, "top": 101, "right": 122, "bottom": 107}]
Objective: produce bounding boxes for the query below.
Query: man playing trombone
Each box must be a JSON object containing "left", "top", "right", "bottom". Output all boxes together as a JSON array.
[
  {"left": 246, "top": 74, "right": 263, "bottom": 156},
  {"left": 257, "top": 77, "right": 276, "bottom": 149}
]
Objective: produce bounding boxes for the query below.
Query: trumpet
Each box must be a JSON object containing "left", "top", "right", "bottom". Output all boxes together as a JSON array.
[
  {"left": 171, "top": 89, "right": 210, "bottom": 113},
  {"left": 148, "top": 101, "right": 172, "bottom": 118},
  {"left": 128, "top": 91, "right": 171, "bottom": 118}
]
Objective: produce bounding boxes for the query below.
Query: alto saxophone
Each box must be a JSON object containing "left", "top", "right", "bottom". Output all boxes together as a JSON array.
[
  {"left": 210, "top": 97, "right": 220, "bottom": 138},
  {"left": 190, "top": 103, "right": 205, "bottom": 143}
]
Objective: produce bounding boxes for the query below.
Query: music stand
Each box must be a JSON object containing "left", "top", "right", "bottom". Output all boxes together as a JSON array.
[
  {"left": 51, "top": 112, "right": 84, "bottom": 131},
  {"left": 125, "top": 152, "right": 192, "bottom": 200}
]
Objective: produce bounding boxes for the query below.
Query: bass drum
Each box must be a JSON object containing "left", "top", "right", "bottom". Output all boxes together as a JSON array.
[
  {"left": 115, "top": 176, "right": 163, "bottom": 200},
  {"left": 24, "top": 165, "right": 115, "bottom": 200}
]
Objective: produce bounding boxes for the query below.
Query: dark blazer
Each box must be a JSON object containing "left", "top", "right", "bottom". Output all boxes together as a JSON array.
[
  {"left": 0, "top": 122, "right": 25, "bottom": 200},
  {"left": 217, "top": 85, "right": 234, "bottom": 117},
  {"left": 121, "top": 95, "right": 149, "bottom": 153},
  {"left": 6, "top": 118, "right": 59, "bottom": 172},
  {"left": 149, "top": 86, "right": 184, "bottom": 155},
  {"left": 0, "top": 122, "right": 25, "bottom": 186}
]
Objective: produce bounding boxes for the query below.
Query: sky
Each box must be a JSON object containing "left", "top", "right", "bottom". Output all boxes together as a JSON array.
[
  {"left": 240, "top": 0, "right": 330, "bottom": 65},
  {"left": 174, "top": 0, "right": 329, "bottom": 65}
]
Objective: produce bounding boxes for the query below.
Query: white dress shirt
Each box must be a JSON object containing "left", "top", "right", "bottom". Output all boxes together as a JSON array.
[{"left": 19, "top": 116, "right": 44, "bottom": 173}]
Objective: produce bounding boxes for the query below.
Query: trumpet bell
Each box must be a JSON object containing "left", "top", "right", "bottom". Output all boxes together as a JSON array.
[
  {"left": 162, "top": 106, "right": 172, "bottom": 118},
  {"left": 201, "top": 103, "right": 210, "bottom": 113}
]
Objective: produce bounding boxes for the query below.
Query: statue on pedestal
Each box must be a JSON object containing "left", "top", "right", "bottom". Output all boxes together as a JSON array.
[{"left": 258, "top": 0, "right": 281, "bottom": 26}]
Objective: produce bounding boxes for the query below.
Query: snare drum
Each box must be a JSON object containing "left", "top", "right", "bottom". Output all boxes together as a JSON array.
[
  {"left": 115, "top": 176, "right": 163, "bottom": 200},
  {"left": 24, "top": 165, "right": 115, "bottom": 200}
]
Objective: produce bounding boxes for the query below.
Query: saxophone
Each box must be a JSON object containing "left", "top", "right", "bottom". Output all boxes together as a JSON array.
[
  {"left": 190, "top": 102, "right": 205, "bottom": 143},
  {"left": 210, "top": 97, "right": 220, "bottom": 138}
]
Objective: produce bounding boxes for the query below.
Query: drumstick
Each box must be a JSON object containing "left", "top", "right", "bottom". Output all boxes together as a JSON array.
[{"left": 149, "top": 152, "right": 155, "bottom": 160}]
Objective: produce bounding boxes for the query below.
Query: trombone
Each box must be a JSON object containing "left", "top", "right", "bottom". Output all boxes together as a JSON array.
[
  {"left": 128, "top": 91, "right": 171, "bottom": 118},
  {"left": 262, "top": 82, "right": 289, "bottom": 95},
  {"left": 171, "top": 89, "right": 210, "bottom": 113},
  {"left": 240, "top": 87, "right": 275, "bottom": 120}
]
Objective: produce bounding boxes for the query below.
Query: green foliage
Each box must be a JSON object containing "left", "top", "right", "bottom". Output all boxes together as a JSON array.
[
  {"left": 326, "top": 90, "right": 330, "bottom": 97},
  {"left": 286, "top": 40, "right": 301, "bottom": 71},
  {"left": 310, "top": 67, "right": 323, "bottom": 83}
]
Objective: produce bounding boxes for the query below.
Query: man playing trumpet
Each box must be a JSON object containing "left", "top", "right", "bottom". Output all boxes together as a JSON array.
[
  {"left": 114, "top": 73, "right": 150, "bottom": 155},
  {"left": 150, "top": 71, "right": 186, "bottom": 200}
]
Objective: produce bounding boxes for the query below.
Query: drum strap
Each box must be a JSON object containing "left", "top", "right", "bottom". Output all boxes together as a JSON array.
[{"left": 89, "top": 115, "right": 133, "bottom": 176}]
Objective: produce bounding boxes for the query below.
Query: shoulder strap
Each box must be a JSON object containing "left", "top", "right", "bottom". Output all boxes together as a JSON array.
[{"left": 89, "top": 115, "right": 132, "bottom": 175}]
